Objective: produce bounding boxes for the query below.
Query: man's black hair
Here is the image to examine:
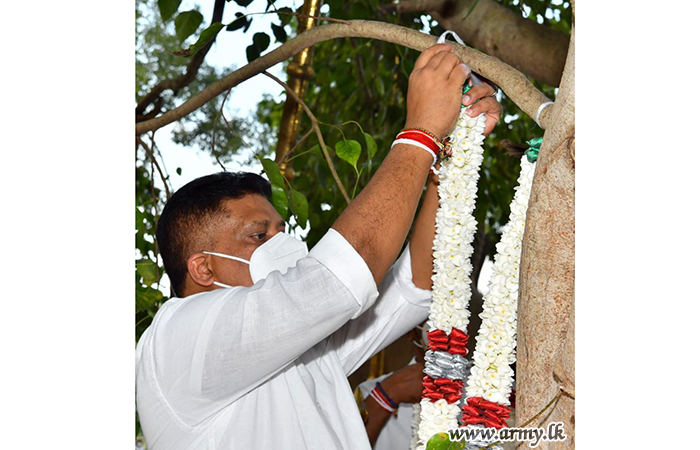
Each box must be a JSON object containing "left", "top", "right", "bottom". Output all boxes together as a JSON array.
[{"left": 156, "top": 172, "right": 272, "bottom": 297}]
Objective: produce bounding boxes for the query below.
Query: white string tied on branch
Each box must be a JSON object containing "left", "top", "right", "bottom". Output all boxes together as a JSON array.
[{"left": 535, "top": 101, "right": 555, "bottom": 128}]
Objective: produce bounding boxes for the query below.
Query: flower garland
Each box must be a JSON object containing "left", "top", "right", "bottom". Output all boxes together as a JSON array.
[
  {"left": 460, "top": 152, "right": 537, "bottom": 437},
  {"left": 414, "top": 102, "right": 487, "bottom": 450}
]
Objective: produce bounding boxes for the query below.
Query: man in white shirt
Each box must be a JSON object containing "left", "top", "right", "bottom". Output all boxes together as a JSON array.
[{"left": 136, "top": 44, "right": 501, "bottom": 449}]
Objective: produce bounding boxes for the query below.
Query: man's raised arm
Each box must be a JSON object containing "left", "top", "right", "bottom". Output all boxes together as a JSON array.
[{"left": 332, "top": 44, "right": 469, "bottom": 285}]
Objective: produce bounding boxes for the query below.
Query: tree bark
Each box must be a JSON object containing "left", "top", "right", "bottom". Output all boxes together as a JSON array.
[
  {"left": 514, "top": 12, "right": 574, "bottom": 450},
  {"left": 383, "top": 0, "right": 570, "bottom": 87}
]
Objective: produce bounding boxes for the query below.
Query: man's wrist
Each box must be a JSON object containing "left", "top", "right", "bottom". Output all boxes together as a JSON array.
[{"left": 378, "top": 377, "right": 402, "bottom": 405}]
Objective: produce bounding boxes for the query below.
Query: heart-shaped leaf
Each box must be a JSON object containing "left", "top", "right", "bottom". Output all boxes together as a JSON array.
[
  {"left": 335, "top": 140, "right": 362, "bottom": 169},
  {"left": 175, "top": 10, "right": 203, "bottom": 43}
]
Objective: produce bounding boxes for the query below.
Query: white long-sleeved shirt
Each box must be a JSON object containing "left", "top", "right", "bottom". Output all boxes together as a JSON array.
[{"left": 136, "top": 228, "right": 431, "bottom": 450}]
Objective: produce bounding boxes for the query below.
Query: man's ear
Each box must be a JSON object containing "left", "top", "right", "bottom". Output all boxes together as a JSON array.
[{"left": 187, "top": 253, "right": 215, "bottom": 288}]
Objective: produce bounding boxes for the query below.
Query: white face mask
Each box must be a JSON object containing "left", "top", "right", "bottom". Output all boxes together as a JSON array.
[{"left": 203, "top": 232, "right": 309, "bottom": 288}]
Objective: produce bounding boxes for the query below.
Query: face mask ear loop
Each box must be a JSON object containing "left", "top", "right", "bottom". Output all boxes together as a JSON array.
[{"left": 202, "top": 251, "right": 251, "bottom": 265}]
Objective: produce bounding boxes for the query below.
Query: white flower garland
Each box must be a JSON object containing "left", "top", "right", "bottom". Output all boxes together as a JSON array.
[
  {"left": 465, "top": 155, "right": 535, "bottom": 406},
  {"left": 415, "top": 107, "right": 487, "bottom": 450}
]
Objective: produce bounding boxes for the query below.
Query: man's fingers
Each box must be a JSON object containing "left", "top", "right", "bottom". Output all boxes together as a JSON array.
[
  {"left": 461, "top": 83, "right": 497, "bottom": 106},
  {"left": 449, "top": 63, "right": 471, "bottom": 86},
  {"left": 424, "top": 50, "right": 452, "bottom": 72},
  {"left": 466, "top": 96, "right": 499, "bottom": 117},
  {"left": 414, "top": 43, "right": 452, "bottom": 69}
]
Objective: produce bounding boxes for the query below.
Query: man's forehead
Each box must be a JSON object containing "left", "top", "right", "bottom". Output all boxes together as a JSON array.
[{"left": 220, "top": 196, "right": 284, "bottom": 228}]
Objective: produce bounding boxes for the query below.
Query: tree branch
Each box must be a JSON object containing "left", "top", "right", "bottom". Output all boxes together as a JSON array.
[
  {"left": 135, "top": 0, "right": 227, "bottom": 120},
  {"left": 262, "top": 71, "right": 351, "bottom": 205},
  {"left": 136, "top": 20, "right": 553, "bottom": 135}
]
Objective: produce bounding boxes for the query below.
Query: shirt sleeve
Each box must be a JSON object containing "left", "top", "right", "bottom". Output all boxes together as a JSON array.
[
  {"left": 148, "top": 228, "right": 379, "bottom": 425},
  {"left": 331, "top": 243, "right": 432, "bottom": 376}
]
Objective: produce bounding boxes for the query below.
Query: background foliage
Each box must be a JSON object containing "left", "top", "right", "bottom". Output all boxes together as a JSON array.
[{"left": 135, "top": 0, "right": 570, "bottom": 444}]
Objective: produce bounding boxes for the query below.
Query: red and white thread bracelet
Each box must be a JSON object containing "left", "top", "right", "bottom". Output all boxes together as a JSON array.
[
  {"left": 369, "top": 384, "right": 397, "bottom": 413},
  {"left": 391, "top": 127, "right": 452, "bottom": 166}
]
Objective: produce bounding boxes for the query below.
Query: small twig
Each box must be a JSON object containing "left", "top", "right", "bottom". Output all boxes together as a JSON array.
[
  {"left": 279, "top": 127, "right": 314, "bottom": 166},
  {"left": 262, "top": 71, "right": 351, "bottom": 204},
  {"left": 211, "top": 88, "right": 231, "bottom": 171},
  {"left": 517, "top": 390, "right": 562, "bottom": 429},
  {"left": 349, "top": 38, "right": 373, "bottom": 103},
  {"left": 137, "top": 134, "right": 171, "bottom": 199},
  {"left": 499, "top": 139, "right": 528, "bottom": 158}
]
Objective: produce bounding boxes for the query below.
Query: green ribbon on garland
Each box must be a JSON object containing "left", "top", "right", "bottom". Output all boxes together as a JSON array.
[
  {"left": 525, "top": 137, "right": 543, "bottom": 163},
  {"left": 461, "top": 83, "right": 471, "bottom": 108}
]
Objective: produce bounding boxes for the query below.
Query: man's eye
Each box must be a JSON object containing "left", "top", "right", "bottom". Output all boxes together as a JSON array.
[{"left": 254, "top": 233, "right": 266, "bottom": 240}]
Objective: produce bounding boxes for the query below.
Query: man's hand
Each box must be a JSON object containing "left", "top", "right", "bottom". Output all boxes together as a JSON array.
[
  {"left": 462, "top": 82, "right": 502, "bottom": 136},
  {"left": 404, "top": 44, "right": 471, "bottom": 139},
  {"left": 381, "top": 363, "right": 425, "bottom": 404}
]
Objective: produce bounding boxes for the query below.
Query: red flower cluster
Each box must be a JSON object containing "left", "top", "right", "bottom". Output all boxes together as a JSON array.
[
  {"left": 422, "top": 376, "right": 464, "bottom": 404},
  {"left": 427, "top": 328, "right": 469, "bottom": 356},
  {"left": 461, "top": 397, "right": 511, "bottom": 429}
]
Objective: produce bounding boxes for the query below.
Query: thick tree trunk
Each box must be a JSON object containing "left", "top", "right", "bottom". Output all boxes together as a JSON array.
[
  {"left": 385, "top": 0, "right": 570, "bottom": 87},
  {"left": 514, "top": 15, "right": 575, "bottom": 450}
]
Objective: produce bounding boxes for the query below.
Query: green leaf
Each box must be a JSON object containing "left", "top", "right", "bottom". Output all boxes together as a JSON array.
[
  {"left": 136, "top": 286, "right": 163, "bottom": 313},
  {"left": 158, "top": 0, "right": 182, "bottom": 22},
  {"left": 335, "top": 140, "right": 362, "bottom": 169},
  {"left": 175, "top": 22, "right": 224, "bottom": 57},
  {"left": 176, "top": 167, "right": 182, "bottom": 175},
  {"left": 136, "top": 260, "right": 160, "bottom": 286},
  {"left": 175, "top": 10, "right": 203, "bottom": 43},
  {"left": 276, "top": 7, "right": 294, "bottom": 26},
  {"left": 271, "top": 23, "right": 287, "bottom": 43},
  {"left": 253, "top": 32, "right": 271, "bottom": 52},
  {"left": 364, "top": 132, "right": 377, "bottom": 159},
  {"left": 246, "top": 45, "right": 259, "bottom": 63},
  {"left": 226, "top": 12, "right": 248, "bottom": 31},
  {"left": 260, "top": 157, "right": 285, "bottom": 187},
  {"left": 234, "top": 0, "right": 254, "bottom": 6},
  {"left": 288, "top": 189, "right": 309, "bottom": 228},
  {"left": 271, "top": 185, "right": 289, "bottom": 218}
]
